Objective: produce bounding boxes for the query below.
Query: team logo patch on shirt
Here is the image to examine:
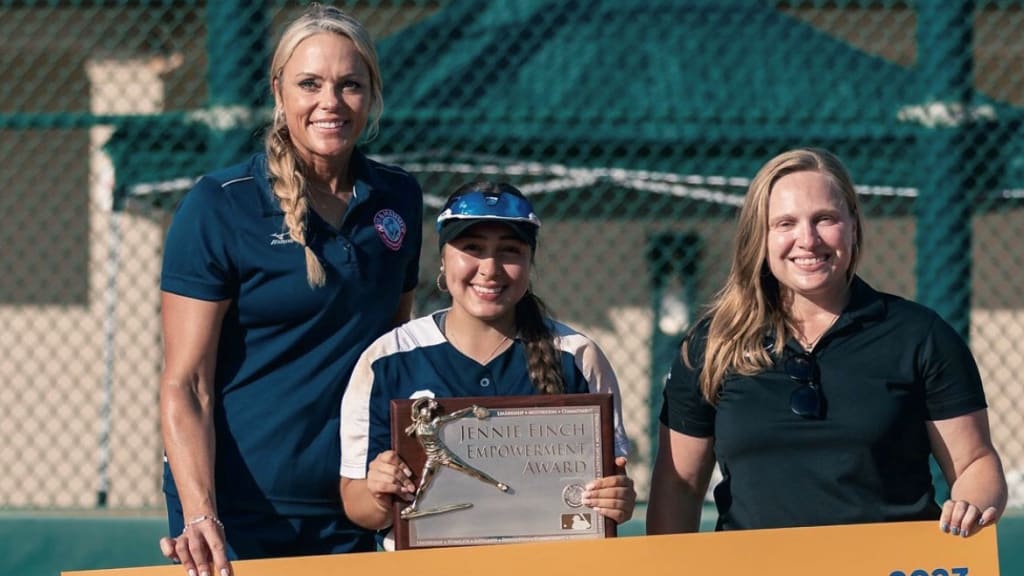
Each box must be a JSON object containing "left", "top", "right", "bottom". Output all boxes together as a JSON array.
[{"left": 374, "top": 209, "right": 406, "bottom": 251}]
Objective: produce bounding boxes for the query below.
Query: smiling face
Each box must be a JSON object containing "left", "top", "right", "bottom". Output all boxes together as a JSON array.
[
  {"left": 766, "top": 170, "right": 857, "bottom": 307},
  {"left": 274, "top": 32, "right": 371, "bottom": 175},
  {"left": 441, "top": 222, "right": 533, "bottom": 328}
]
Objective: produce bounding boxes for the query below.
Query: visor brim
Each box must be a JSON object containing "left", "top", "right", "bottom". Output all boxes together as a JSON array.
[{"left": 437, "top": 218, "right": 538, "bottom": 250}]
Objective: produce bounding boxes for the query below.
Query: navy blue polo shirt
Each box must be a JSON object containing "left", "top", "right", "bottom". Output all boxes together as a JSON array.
[
  {"left": 340, "top": 311, "right": 630, "bottom": 479},
  {"left": 661, "top": 276, "right": 988, "bottom": 530},
  {"left": 161, "top": 149, "right": 422, "bottom": 516}
]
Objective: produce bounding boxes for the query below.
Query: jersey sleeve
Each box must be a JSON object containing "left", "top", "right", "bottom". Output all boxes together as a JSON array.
[
  {"left": 340, "top": 349, "right": 373, "bottom": 479},
  {"left": 160, "top": 176, "right": 237, "bottom": 301},
  {"left": 659, "top": 330, "right": 716, "bottom": 438},
  {"left": 340, "top": 335, "right": 398, "bottom": 479},
  {"left": 920, "top": 311, "right": 988, "bottom": 421},
  {"left": 577, "top": 337, "right": 631, "bottom": 458}
]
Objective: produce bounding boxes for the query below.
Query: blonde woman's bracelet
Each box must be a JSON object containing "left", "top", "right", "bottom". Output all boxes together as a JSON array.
[{"left": 185, "top": 514, "right": 224, "bottom": 530}]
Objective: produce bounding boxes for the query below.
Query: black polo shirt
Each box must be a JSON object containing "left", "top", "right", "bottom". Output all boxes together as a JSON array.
[{"left": 660, "top": 276, "right": 987, "bottom": 530}]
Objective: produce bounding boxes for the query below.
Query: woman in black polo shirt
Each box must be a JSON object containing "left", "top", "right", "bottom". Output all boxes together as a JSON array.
[{"left": 648, "top": 148, "right": 1007, "bottom": 538}]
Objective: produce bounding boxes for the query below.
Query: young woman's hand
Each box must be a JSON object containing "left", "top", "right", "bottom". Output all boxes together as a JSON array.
[
  {"left": 582, "top": 456, "right": 636, "bottom": 524},
  {"left": 366, "top": 449, "right": 416, "bottom": 509}
]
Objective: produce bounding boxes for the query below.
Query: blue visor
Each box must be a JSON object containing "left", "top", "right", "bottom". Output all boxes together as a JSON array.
[{"left": 435, "top": 190, "right": 542, "bottom": 233}]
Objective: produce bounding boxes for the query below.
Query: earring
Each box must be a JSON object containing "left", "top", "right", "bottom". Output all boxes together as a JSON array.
[{"left": 436, "top": 270, "right": 448, "bottom": 293}]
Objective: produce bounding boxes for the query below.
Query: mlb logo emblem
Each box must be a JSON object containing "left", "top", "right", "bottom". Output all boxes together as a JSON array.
[
  {"left": 374, "top": 209, "right": 406, "bottom": 251},
  {"left": 561, "top": 512, "right": 592, "bottom": 530}
]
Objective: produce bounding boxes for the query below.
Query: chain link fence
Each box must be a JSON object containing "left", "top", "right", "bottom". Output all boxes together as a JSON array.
[{"left": 1, "top": 0, "right": 1022, "bottom": 512}]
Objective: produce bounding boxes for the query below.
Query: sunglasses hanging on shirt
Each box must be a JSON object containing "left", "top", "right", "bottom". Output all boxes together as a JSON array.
[{"left": 785, "top": 352, "right": 826, "bottom": 420}]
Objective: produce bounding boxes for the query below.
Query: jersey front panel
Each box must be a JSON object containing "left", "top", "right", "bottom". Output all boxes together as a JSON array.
[
  {"left": 161, "top": 151, "right": 423, "bottom": 516},
  {"left": 661, "top": 276, "right": 987, "bottom": 530},
  {"left": 341, "top": 312, "right": 630, "bottom": 480}
]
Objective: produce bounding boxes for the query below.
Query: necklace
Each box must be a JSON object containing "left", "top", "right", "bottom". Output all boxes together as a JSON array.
[
  {"left": 793, "top": 313, "right": 839, "bottom": 352},
  {"left": 448, "top": 330, "right": 512, "bottom": 365}
]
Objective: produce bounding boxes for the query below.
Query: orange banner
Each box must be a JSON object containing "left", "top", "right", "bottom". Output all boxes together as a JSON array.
[{"left": 62, "top": 520, "right": 1000, "bottom": 576}]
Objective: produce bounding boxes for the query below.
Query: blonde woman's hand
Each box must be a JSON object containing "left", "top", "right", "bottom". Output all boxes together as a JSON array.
[
  {"left": 158, "top": 515, "right": 231, "bottom": 576},
  {"left": 940, "top": 498, "right": 1000, "bottom": 538}
]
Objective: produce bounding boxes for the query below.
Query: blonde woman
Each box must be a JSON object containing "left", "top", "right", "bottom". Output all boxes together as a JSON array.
[
  {"left": 648, "top": 148, "right": 1006, "bottom": 539},
  {"left": 158, "top": 5, "right": 421, "bottom": 575}
]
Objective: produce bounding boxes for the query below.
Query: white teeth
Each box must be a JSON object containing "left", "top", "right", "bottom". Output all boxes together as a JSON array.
[
  {"left": 312, "top": 121, "right": 344, "bottom": 128},
  {"left": 794, "top": 256, "right": 826, "bottom": 265},
  {"left": 473, "top": 286, "right": 502, "bottom": 295}
]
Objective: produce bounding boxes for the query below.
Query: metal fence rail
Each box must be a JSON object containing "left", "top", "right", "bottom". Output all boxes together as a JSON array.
[{"left": 1, "top": 0, "right": 1021, "bottom": 512}]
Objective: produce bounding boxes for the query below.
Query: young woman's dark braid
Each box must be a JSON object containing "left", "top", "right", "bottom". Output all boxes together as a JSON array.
[{"left": 515, "top": 290, "right": 565, "bottom": 394}]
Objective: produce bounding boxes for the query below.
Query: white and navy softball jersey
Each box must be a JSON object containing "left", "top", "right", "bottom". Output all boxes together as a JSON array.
[{"left": 340, "top": 310, "right": 630, "bottom": 479}]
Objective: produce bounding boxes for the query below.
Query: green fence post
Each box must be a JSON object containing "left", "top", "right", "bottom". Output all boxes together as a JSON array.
[
  {"left": 915, "top": 0, "right": 975, "bottom": 502},
  {"left": 205, "top": 1, "right": 269, "bottom": 168},
  {"left": 915, "top": 1, "right": 974, "bottom": 339}
]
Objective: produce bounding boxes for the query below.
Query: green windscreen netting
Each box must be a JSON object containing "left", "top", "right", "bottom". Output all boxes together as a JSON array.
[{"left": 1, "top": 0, "right": 1021, "bottom": 511}]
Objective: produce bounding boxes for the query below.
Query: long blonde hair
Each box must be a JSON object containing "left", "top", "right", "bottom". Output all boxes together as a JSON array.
[
  {"left": 264, "top": 3, "right": 384, "bottom": 287},
  {"left": 688, "top": 147, "right": 863, "bottom": 403}
]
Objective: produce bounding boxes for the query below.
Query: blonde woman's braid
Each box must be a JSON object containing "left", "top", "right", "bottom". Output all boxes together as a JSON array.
[{"left": 265, "top": 120, "right": 327, "bottom": 287}]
